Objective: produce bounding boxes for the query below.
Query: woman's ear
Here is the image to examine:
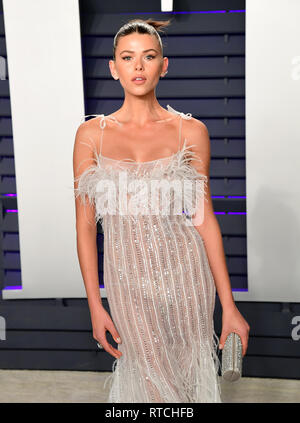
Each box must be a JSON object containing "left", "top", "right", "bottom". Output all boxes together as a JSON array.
[
  {"left": 161, "top": 56, "right": 169, "bottom": 77},
  {"left": 109, "top": 59, "right": 119, "bottom": 80}
]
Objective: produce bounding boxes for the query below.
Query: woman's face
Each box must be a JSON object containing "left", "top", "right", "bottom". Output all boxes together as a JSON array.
[{"left": 109, "top": 32, "right": 168, "bottom": 96}]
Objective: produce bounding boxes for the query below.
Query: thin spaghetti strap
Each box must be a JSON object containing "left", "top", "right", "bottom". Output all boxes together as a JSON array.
[
  {"left": 99, "top": 114, "right": 106, "bottom": 157},
  {"left": 166, "top": 105, "right": 193, "bottom": 152},
  {"left": 79, "top": 112, "right": 121, "bottom": 157},
  {"left": 178, "top": 115, "right": 183, "bottom": 151},
  {"left": 98, "top": 114, "right": 122, "bottom": 157}
]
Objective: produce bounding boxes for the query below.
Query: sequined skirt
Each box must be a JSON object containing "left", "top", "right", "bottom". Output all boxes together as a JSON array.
[{"left": 102, "top": 214, "right": 222, "bottom": 403}]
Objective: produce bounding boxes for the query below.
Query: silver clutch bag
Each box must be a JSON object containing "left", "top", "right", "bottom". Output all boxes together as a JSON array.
[{"left": 221, "top": 332, "right": 243, "bottom": 382}]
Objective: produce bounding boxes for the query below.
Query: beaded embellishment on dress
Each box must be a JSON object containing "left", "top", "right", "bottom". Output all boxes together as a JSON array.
[{"left": 73, "top": 105, "right": 222, "bottom": 403}]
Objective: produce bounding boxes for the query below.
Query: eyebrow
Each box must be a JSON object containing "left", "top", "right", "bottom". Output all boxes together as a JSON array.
[{"left": 119, "top": 49, "right": 159, "bottom": 55}]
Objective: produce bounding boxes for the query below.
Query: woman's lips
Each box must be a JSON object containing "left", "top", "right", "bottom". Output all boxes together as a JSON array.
[{"left": 132, "top": 78, "right": 146, "bottom": 85}]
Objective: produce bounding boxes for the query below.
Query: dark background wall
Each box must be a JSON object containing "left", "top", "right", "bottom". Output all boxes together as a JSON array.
[{"left": 0, "top": 0, "right": 299, "bottom": 379}]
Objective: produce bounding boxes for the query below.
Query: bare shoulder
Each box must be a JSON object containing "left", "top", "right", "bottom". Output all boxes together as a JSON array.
[
  {"left": 73, "top": 118, "right": 100, "bottom": 176},
  {"left": 75, "top": 116, "right": 100, "bottom": 139},
  {"left": 183, "top": 116, "right": 211, "bottom": 173},
  {"left": 73, "top": 116, "right": 101, "bottom": 152},
  {"left": 183, "top": 116, "right": 210, "bottom": 147}
]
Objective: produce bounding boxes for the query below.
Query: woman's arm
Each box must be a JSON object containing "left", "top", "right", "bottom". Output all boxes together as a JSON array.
[
  {"left": 185, "top": 119, "right": 235, "bottom": 311},
  {"left": 73, "top": 123, "right": 103, "bottom": 312},
  {"left": 185, "top": 119, "right": 250, "bottom": 355},
  {"left": 73, "top": 122, "right": 122, "bottom": 359}
]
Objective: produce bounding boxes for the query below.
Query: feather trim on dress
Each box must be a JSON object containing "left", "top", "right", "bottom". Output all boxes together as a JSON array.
[
  {"left": 74, "top": 137, "right": 208, "bottom": 229},
  {"left": 103, "top": 326, "right": 221, "bottom": 403}
]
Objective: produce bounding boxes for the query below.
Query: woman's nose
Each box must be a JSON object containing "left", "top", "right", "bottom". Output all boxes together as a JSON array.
[{"left": 135, "top": 60, "right": 143, "bottom": 70}]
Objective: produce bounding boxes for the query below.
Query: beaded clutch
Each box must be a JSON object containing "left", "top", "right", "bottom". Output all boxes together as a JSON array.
[{"left": 221, "top": 332, "right": 243, "bottom": 382}]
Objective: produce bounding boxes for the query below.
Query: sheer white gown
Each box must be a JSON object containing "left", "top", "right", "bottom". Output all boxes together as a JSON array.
[{"left": 74, "top": 105, "right": 222, "bottom": 403}]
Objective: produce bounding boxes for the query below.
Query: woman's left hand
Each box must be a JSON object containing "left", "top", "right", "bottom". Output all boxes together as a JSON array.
[{"left": 219, "top": 304, "right": 250, "bottom": 357}]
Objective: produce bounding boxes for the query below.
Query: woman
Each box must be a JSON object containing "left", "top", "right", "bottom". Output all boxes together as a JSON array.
[{"left": 73, "top": 18, "right": 250, "bottom": 403}]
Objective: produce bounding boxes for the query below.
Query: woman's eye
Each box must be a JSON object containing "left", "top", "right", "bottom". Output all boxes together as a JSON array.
[{"left": 121, "top": 55, "right": 155, "bottom": 61}]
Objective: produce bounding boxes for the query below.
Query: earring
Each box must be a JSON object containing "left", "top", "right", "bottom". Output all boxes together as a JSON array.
[{"left": 161, "top": 71, "right": 168, "bottom": 77}]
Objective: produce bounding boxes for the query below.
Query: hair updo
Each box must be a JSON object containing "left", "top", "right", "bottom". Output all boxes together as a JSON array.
[{"left": 112, "top": 18, "right": 172, "bottom": 60}]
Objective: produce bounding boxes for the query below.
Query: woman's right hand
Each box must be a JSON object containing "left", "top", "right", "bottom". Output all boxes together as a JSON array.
[{"left": 91, "top": 305, "right": 123, "bottom": 359}]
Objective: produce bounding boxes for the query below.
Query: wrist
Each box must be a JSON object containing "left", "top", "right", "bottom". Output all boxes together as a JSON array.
[
  {"left": 221, "top": 302, "right": 237, "bottom": 313},
  {"left": 89, "top": 299, "right": 104, "bottom": 312}
]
